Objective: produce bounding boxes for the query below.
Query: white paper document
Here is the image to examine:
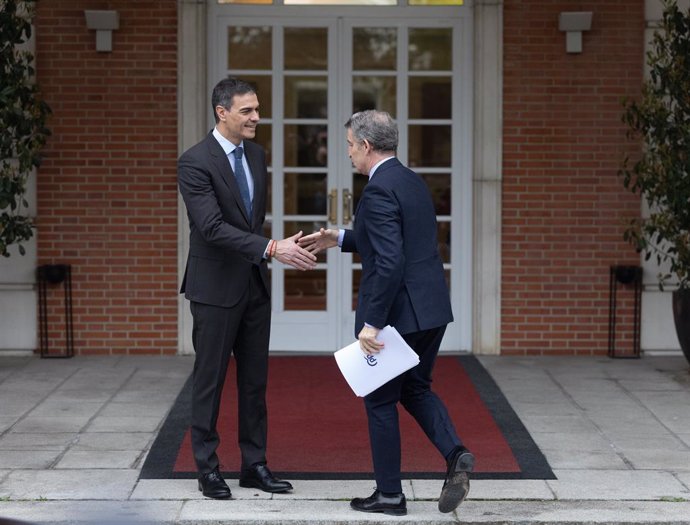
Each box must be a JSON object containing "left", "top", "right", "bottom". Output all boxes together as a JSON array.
[{"left": 334, "top": 326, "right": 420, "bottom": 397}]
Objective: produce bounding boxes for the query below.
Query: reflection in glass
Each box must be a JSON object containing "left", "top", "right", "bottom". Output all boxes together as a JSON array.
[
  {"left": 253, "top": 127, "right": 272, "bottom": 167},
  {"left": 353, "top": 28, "right": 397, "bottom": 70},
  {"left": 285, "top": 76, "right": 328, "bottom": 119},
  {"left": 408, "top": 125, "right": 451, "bottom": 167},
  {"left": 284, "top": 173, "right": 328, "bottom": 215},
  {"left": 419, "top": 173, "right": 451, "bottom": 215},
  {"left": 353, "top": 76, "right": 396, "bottom": 115},
  {"left": 409, "top": 76, "right": 451, "bottom": 119},
  {"left": 409, "top": 28, "right": 452, "bottom": 71},
  {"left": 438, "top": 221, "right": 451, "bottom": 263},
  {"left": 285, "top": 28, "right": 328, "bottom": 70},
  {"left": 285, "top": 270, "right": 326, "bottom": 310},
  {"left": 284, "top": 125, "right": 328, "bottom": 167},
  {"left": 241, "top": 75, "right": 272, "bottom": 119},
  {"left": 227, "top": 26, "right": 272, "bottom": 70}
]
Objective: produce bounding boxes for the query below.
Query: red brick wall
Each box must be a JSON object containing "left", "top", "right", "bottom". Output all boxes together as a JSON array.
[
  {"left": 502, "top": 0, "right": 644, "bottom": 355},
  {"left": 30, "top": 1, "right": 646, "bottom": 356},
  {"left": 34, "top": 1, "right": 178, "bottom": 355}
]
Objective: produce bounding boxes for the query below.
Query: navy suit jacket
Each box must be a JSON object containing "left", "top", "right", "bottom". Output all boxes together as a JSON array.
[
  {"left": 342, "top": 158, "right": 453, "bottom": 337},
  {"left": 178, "top": 132, "right": 269, "bottom": 307}
]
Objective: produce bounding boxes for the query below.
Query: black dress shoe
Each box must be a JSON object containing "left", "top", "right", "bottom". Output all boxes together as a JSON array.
[
  {"left": 198, "top": 468, "right": 231, "bottom": 499},
  {"left": 239, "top": 464, "right": 293, "bottom": 493},
  {"left": 350, "top": 490, "right": 407, "bottom": 516},
  {"left": 438, "top": 446, "right": 474, "bottom": 513}
]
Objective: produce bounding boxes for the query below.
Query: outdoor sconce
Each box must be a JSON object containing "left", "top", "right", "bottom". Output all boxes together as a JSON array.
[
  {"left": 558, "top": 11, "right": 593, "bottom": 54},
  {"left": 84, "top": 10, "right": 119, "bottom": 52}
]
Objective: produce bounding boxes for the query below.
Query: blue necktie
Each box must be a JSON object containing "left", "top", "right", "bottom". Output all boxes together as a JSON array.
[{"left": 232, "top": 146, "right": 252, "bottom": 217}]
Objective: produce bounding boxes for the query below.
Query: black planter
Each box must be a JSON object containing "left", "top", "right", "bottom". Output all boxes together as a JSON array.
[{"left": 672, "top": 288, "right": 690, "bottom": 365}]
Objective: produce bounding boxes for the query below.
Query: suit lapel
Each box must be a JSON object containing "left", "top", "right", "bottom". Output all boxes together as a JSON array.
[{"left": 206, "top": 134, "right": 251, "bottom": 225}]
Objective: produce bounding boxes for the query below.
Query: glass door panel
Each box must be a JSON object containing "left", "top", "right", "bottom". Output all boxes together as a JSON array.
[
  {"left": 227, "top": 26, "right": 272, "bottom": 69},
  {"left": 343, "top": 19, "right": 464, "bottom": 350},
  {"left": 285, "top": 28, "right": 328, "bottom": 69},
  {"left": 212, "top": 12, "right": 470, "bottom": 351},
  {"left": 352, "top": 28, "right": 397, "bottom": 70},
  {"left": 282, "top": 24, "right": 332, "bottom": 319},
  {"left": 353, "top": 76, "right": 397, "bottom": 114}
]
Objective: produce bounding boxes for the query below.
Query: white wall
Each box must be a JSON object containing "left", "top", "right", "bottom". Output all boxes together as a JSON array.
[
  {"left": 0, "top": 16, "right": 38, "bottom": 355},
  {"left": 638, "top": 0, "right": 686, "bottom": 354},
  {"left": 0, "top": 171, "right": 37, "bottom": 355}
]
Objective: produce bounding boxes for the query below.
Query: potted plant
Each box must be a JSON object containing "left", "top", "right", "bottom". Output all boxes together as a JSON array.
[
  {"left": 619, "top": 0, "right": 690, "bottom": 363},
  {"left": 0, "top": 0, "right": 51, "bottom": 257}
]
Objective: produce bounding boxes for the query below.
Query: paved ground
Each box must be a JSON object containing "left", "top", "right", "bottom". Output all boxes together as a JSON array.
[{"left": 0, "top": 354, "right": 689, "bottom": 524}]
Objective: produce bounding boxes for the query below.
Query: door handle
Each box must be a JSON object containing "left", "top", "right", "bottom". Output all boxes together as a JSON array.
[
  {"left": 328, "top": 189, "right": 337, "bottom": 224},
  {"left": 343, "top": 189, "right": 353, "bottom": 225}
]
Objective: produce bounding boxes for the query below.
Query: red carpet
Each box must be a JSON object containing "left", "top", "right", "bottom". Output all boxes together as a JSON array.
[{"left": 141, "top": 356, "right": 554, "bottom": 479}]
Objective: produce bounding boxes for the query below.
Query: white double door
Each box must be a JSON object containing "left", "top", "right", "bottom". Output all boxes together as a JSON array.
[{"left": 209, "top": 9, "right": 472, "bottom": 352}]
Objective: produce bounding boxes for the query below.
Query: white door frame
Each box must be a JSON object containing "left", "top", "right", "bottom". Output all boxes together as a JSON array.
[{"left": 177, "top": 0, "right": 504, "bottom": 355}]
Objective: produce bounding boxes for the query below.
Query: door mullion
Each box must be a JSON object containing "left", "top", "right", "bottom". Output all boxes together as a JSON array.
[
  {"left": 397, "top": 24, "right": 409, "bottom": 167},
  {"left": 339, "top": 18, "right": 356, "bottom": 344},
  {"left": 272, "top": 24, "right": 285, "bottom": 314}
]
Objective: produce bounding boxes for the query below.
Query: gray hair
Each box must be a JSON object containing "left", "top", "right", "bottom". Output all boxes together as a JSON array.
[{"left": 345, "top": 110, "right": 398, "bottom": 153}]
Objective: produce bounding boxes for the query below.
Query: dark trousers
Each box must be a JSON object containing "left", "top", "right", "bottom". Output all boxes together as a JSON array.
[
  {"left": 363, "top": 325, "right": 462, "bottom": 493},
  {"left": 189, "top": 268, "right": 271, "bottom": 474}
]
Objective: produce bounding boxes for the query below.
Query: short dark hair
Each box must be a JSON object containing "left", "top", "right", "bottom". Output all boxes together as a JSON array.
[{"left": 211, "top": 77, "right": 256, "bottom": 123}]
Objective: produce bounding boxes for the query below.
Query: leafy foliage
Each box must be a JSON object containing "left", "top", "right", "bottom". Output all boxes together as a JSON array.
[
  {"left": 620, "top": 0, "right": 690, "bottom": 290},
  {"left": 0, "top": 0, "right": 51, "bottom": 257}
]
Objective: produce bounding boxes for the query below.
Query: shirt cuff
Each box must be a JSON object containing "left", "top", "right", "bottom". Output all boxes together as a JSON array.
[{"left": 337, "top": 229, "right": 345, "bottom": 247}]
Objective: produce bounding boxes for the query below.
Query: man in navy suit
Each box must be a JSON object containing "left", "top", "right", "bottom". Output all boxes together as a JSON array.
[
  {"left": 300, "top": 110, "right": 474, "bottom": 516},
  {"left": 178, "top": 77, "right": 316, "bottom": 499}
]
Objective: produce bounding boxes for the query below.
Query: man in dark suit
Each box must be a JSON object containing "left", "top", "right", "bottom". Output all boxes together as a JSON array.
[
  {"left": 178, "top": 77, "right": 316, "bottom": 499},
  {"left": 299, "top": 110, "right": 474, "bottom": 516}
]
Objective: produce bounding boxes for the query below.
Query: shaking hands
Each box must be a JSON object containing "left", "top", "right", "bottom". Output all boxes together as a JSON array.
[
  {"left": 274, "top": 231, "right": 317, "bottom": 271},
  {"left": 298, "top": 228, "right": 339, "bottom": 255},
  {"left": 274, "top": 228, "right": 339, "bottom": 271}
]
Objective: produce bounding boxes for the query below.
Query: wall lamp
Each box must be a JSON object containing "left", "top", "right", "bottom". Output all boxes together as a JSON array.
[
  {"left": 84, "top": 10, "right": 119, "bottom": 52},
  {"left": 558, "top": 11, "right": 593, "bottom": 54}
]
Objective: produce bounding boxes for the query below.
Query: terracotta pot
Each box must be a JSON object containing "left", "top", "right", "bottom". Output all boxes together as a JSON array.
[{"left": 672, "top": 288, "right": 690, "bottom": 365}]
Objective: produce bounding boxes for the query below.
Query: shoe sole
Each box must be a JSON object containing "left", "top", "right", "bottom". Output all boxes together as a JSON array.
[
  {"left": 349, "top": 503, "right": 407, "bottom": 516},
  {"left": 239, "top": 480, "right": 293, "bottom": 493},
  {"left": 438, "top": 451, "right": 474, "bottom": 513}
]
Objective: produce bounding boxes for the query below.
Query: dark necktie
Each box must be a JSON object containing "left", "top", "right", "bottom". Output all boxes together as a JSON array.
[{"left": 232, "top": 146, "right": 252, "bottom": 217}]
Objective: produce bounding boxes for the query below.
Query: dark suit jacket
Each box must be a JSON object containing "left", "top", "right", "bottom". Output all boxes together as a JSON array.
[
  {"left": 341, "top": 158, "right": 453, "bottom": 336},
  {"left": 178, "top": 132, "right": 269, "bottom": 307}
]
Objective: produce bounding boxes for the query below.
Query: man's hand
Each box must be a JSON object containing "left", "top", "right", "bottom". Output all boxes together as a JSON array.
[
  {"left": 274, "top": 231, "right": 317, "bottom": 271},
  {"left": 298, "top": 228, "right": 339, "bottom": 255},
  {"left": 358, "top": 325, "right": 384, "bottom": 355}
]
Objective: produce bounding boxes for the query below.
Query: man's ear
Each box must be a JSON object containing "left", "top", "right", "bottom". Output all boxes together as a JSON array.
[
  {"left": 215, "top": 105, "right": 226, "bottom": 122},
  {"left": 362, "top": 139, "right": 372, "bottom": 152}
]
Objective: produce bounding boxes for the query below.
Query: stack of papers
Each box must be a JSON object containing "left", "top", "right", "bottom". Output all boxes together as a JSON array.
[{"left": 334, "top": 326, "right": 420, "bottom": 397}]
